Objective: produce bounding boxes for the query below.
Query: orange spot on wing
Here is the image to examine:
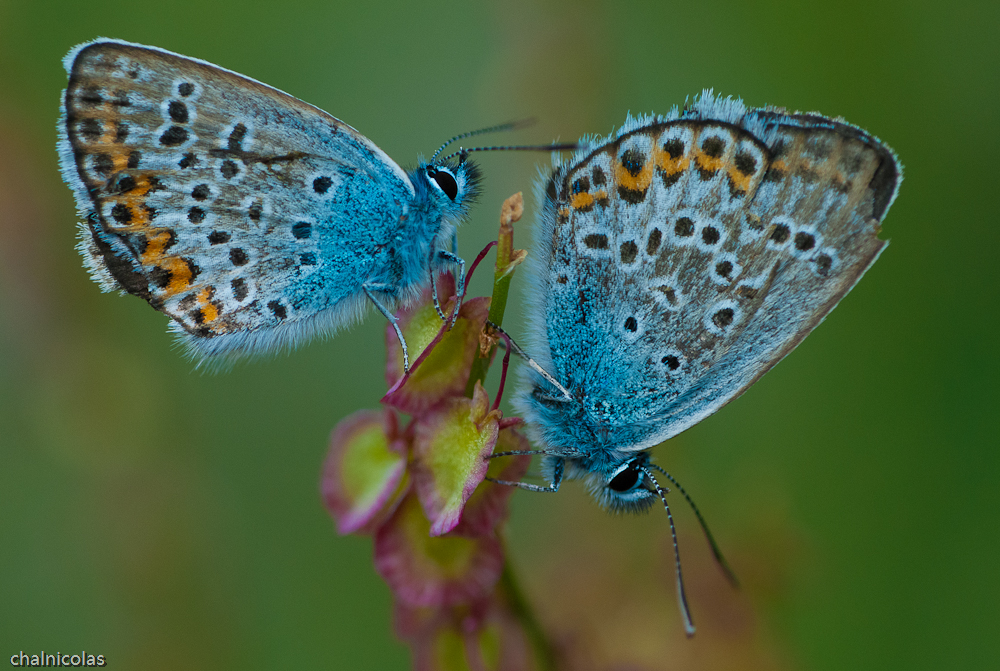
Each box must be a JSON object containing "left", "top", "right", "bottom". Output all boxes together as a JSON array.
[
  {"left": 142, "top": 230, "right": 173, "bottom": 265},
  {"left": 117, "top": 175, "right": 152, "bottom": 206},
  {"left": 652, "top": 143, "right": 690, "bottom": 180},
  {"left": 694, "top": 150, "right": 724, "bottom": 174},
  {"left": 569, "top": 188, "right": 609, "bottom": 211},
  {"left": 104, "top": 173, "right": 158, "bottom": 232},
  {"left": 725, "top": 165, "right": 752, "bottom": 192},
  {"left": 97, "top": 119, "right": 117, "bottom": 145},
  {"left": 162, "top": 257, "right": 193, "bottom": 296},
  {"left": 614, "top": 158, "right": 654, "bottom": 192},
  {"left": 142, "top": 232, "right": 194, "bottom": 297},
  {"left": 111, "top": 152, "right": 129, "bottom": 173},
  {"left": 570, "top": 191, "right": 595, "bottom": 210},
  {"left": 197, "top": 288, "right": 219, "bottom": 323}
]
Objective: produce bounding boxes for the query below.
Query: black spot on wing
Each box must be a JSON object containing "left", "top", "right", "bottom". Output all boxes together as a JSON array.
[
  {"left": 228, "top": 123, "right": 248, "bottom": 152},
  {"left": 646, "top": 228, "right": 662, "bottom": 255},
  {"left": 701, "top": 226, "right": 720, "bottom": 246},
  {"left": 734, "top": 151, "right": 757, "bottom": 176},
  {"left": 231, "top": 278, "right": 248, "bottom": 301},
  {"left": 159, "top": 126, "right": 188, "bottom": 146},
  {"left": 662, "top": 138, "right": 684, "bottom": 158},
  {"left": 619, "top": 241, "right": 638, "bottom": 264},
  {"left": 268, "top": 300, "right": 287, "bottom": 320},
  {"left": 620, "top": 148, "right": 646, "bottom": 177},
  {"left": 617, "top": 186, "right": 648, "bottom": 204},
  {"left": 168, "top": 101, "right": 188, "bottom": 123},
  {"left": 712, "top": 307, "right": 734, "bottom": 329},
  {"left": 313, "top": 176, "right": 333, "bottom": 194},
  {"left": 770, "top": 223, "right": 791, "bottom": 244},
  {"left": 701, "top": 136, "right": 725, "bottom": 158}
]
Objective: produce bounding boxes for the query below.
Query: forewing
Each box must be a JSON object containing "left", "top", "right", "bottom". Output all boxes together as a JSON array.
[
  {"left": 532, "top": 102, "right": 899, "bottom": 451},
  {"left": 58, "top": 39, "right": 414, "bottom": 358}
]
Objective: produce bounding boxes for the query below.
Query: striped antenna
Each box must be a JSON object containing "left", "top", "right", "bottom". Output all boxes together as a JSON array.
[
  {"left": 441, "top": 142, "right": 580, "bottom": 163},
  {"left": 429, "top": 119, "right": 536, "bottom": 163}
]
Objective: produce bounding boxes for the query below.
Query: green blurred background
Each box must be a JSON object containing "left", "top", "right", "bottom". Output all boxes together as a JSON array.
[{"left": 1, "top": 0, "right": 997, "bottom": 668}]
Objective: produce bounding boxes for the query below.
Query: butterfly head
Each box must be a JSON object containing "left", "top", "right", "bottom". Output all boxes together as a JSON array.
[
  {"left": 564, "top": 451, "right": 660, "bottom": 513},
  {"left": 417, "top": 156, "right": 482, "bottom": 221}
]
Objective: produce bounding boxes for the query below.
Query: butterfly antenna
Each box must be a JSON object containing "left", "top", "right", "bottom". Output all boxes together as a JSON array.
[
  {"left": 484, "top": 321, "right": 572, "bottom": 400},
  {"left": 441, "top": 142, "right": 580, "bottom": 164},
  {"left": 650, "top": 463, "right": 739, "bottom": 588},
  {"left": 430, "top": 119, "right": 537, "bottom": 163},
  {"left": 640, "top": 466, "right": 696, "bottom": 637}
]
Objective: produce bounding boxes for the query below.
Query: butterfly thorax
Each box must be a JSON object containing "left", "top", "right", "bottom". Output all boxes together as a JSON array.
[
  {"left": 522, "top": 378, "right": 662, "bottom": 463},
  {"left": 388, "top": 159, "right": 481, "bottom": 291}
]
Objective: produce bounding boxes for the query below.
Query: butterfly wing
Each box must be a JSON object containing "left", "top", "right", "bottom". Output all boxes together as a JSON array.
[
  {"left": 58, "top": 38, "right": 415, "bottom": 359},
  {"left": 522, "top": 94, "right": 900, "bottom": 454}
]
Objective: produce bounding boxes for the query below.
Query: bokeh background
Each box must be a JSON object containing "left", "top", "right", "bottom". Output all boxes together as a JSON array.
[{"left": 1, "top": 0, "right": 997, "bottom": 668}]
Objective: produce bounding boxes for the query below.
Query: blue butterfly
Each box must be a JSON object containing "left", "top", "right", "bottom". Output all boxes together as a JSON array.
[
  {"left": 58, "top": 38, "right": 482, "bottom": 370},
  {"left": 502, "top": 93, "right": 901, "bottom": 634}
]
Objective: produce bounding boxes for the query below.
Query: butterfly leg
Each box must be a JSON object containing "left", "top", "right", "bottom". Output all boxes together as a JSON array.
[
  {"left": 487, "top": 457, "right": 563, "bottom": 493},
  {"left": 433, "top": 249, "right": 466, "bottom": 329},
  {"left": 487, "top": 449, "right": 548, "bottom": 459},
  {"left": 429, "top": 260, "right": 448, "bottom": 322},
  {"left": 486, "top": 321, "right": 573, "bottom": 400},
  {"left": 363, "top": 283, "right": 410, "bottom": 374}
]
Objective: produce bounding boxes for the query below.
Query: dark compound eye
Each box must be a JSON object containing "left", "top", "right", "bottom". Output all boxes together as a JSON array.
[
  {"left": 429, "top": 166, "right": 458, "bottom": 200},
  {"left": 608, "top": 462, "right": 643, "bottom": 492}
]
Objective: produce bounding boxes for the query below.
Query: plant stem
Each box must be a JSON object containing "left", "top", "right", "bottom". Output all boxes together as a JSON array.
[{"left": 466, "top": 193, "right": 524, "bottom": 398}]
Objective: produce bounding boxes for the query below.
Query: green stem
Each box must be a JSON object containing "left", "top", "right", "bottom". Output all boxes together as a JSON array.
[
  {"left": 486, "top": 203, "right": 517, "bottom": 329},
  {"left": 465, "top": 194, "right": 522, "bottom": 398}
]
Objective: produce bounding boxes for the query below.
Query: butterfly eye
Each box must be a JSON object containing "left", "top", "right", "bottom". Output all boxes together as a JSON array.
[
  {"left": 429, "top": 166, "right": 459, "bottom": 200},
  {"left": 608, "top": 461, "right": 643, "bottom": 493}
]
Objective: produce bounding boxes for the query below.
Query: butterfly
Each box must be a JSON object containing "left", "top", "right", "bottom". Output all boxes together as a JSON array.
[
  {"left": 502, "top": 92, "right": 901, "bottom": 634},
  {"left": 57, "top": 38, "right": 482, "bottom": 370}
]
